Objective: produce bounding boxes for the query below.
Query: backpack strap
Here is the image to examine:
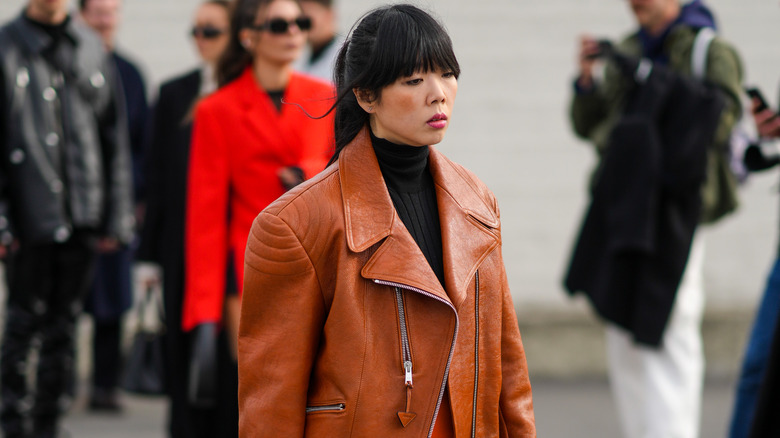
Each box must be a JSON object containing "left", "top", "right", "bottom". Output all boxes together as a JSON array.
[{"left": 692, "top": 27, "right": 716, "bottom": 80}]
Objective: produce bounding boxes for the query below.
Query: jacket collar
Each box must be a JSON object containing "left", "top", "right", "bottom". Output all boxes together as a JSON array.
[
  {"left": 340, "top": 128, "right": 500, "bottom": 309},
  {"left": 10, "top": 13, "right": 80, "bottom": 55}
]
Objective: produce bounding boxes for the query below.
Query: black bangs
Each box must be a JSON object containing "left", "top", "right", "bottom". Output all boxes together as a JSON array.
[
  {"left": 328, "top": 4, "right": 460, "bottom": 162},
  {"left": 370, "top": 5, "right": 460, "bottom": 86}
]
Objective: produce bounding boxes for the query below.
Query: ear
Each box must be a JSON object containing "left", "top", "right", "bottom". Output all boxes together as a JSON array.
[
  {"left": 353, "top": 88, "right": 375, "bottom": 113},
  {"left": 239, "top": 28, "right": 254, "bottom": 50}
]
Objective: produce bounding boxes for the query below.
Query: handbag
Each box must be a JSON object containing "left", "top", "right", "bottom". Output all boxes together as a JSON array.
[{"left": 122, "top": 285, "right": 166, "bottom": 396}]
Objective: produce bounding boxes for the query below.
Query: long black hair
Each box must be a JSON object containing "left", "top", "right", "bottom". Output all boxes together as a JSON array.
[
  {"left": 327, "top": 4, "right": 460, "bottom": 165},
  {"left": 216, "top": 0, "right": 302, "bottom": 87}
]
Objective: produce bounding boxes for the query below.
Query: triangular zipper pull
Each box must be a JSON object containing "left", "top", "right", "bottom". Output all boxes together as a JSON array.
[
  {"left": 398, "top": 411, "right": 417, "bottom": 427},
  {"left": 397, "top": 385, "right": 416, "bottom": 427}
]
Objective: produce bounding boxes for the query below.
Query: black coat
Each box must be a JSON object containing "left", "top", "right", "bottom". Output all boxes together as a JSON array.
[
  {"left": 138, "top": 69, "right": 238, "bottom": 438},
  {"left": 137, "top": 69, "right": 199, "bottom": 298},
  {"left": 86, "top": 51, "right": 148, "bottom": 321},
  {"left": 564, "top": 54, "right": 724, "bottom": 346}
]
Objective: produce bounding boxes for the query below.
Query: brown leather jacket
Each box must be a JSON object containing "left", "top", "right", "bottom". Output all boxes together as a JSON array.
[{"left": 239, "top": 129, "right": 536, "bottom": 437}]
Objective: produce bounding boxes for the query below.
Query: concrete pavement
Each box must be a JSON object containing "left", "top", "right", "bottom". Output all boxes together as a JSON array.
[{"left": 61, "top": 377, "right": 737, "bottom": 437}]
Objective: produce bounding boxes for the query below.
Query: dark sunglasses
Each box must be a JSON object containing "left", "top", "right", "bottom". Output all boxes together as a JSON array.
[
  {"left": 248, "top": 16, "right": 312, "bottom": 34},
  {"left": 190, "top": 26, "right": 226, "bottom": 40}
]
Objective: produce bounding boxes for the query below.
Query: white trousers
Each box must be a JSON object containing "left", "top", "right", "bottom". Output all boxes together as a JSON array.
[{"left": 605, "top": 237, "right": 705, "bottom": 438}]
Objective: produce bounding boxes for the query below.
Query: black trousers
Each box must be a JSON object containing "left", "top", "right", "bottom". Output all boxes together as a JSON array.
[{"left": 0, "top": 233, "right": 97, "bottom": 437}]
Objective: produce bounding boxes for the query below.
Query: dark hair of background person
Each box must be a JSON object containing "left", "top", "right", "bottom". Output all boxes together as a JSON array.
[
  {"left": 326, "top": 4, "right": 460, "bottom": 166},
  {"left": 206, "top": 0, "right": 233, "bottom": 12},
  {"left": 79, "top": 0, "right": 232, "bottom": 17},
  {"left": 300, "top": 0, "right": 333, "bottom": 7},
  {"left": 217, "top": 0, "right": 302, "bottom": 87}
]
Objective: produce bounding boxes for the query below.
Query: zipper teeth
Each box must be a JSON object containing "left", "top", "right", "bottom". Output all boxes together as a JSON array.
[
  {"left": 395, "top": 288, "right": 412, "bottom": 363},
  {"left": 471, "top": 271, "right": 480, "bottom": 438},
  {"left": 305, "top": 403, "right": 345, "bottom": 413},
  {"left": 374, "top": 279, "right": 459, "bottom": 438}
]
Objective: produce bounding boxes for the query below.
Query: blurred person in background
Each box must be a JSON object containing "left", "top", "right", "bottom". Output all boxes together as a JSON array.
[
  {"left": 182, "top": 0, "right": 334, "bottom": 434},
  {"left": 182, "top": 2, "right": 334, "bottom": 430},
  {"left": 79, "top": 0, "right": 149, "bottom": 413},
  {"left": 729, "top": 87, "right": 780, "bottom": 437},
  {"left": 566, "top": 0, "right": 742, "bottom": 437},
  {"left": 293, "top": 0, "right": 341, "bottom": 81},
  {"left": 0, "top": 0, "right": 134, "bottom": 435},
  {"left": 136, "top": 1, "right": 231, "bottom": 436}
]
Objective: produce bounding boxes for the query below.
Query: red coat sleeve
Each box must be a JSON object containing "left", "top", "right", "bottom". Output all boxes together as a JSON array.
[{"left": 183, "top": 99, "right": 230, "bottom": 331}]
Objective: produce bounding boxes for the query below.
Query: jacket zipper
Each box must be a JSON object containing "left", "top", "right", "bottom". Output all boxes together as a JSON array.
[
  {"left": 305, "top": 403, "right": 345, "bottom": 413},
  {"left": 374, "top": 279, "right": 459, "bottom": 438},
  {"left": 395, "top": 288, "right": 413, "bottom": 386},
  {"left": 471, "top": 270, "right": 480, "bottom": 438}
]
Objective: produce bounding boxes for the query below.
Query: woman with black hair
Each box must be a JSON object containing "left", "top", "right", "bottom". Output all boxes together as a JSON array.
[{"left": 238, "top": 4, "right": 536, "bottom": 437}]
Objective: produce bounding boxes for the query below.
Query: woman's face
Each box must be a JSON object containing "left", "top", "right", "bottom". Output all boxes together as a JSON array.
[
  {"left": 365, "top": 68, "right": 458, "bottom": 147},
  {"left": 246, "top": 0, "right": 308, "bottom": 67},
  {"left": 192, "top": 3, "right": 230, "bottom": 66}
]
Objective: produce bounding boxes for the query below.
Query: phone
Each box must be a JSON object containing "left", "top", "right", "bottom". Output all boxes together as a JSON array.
[{"left": 746, "top": 87, "right": 770, "bottom": 112}]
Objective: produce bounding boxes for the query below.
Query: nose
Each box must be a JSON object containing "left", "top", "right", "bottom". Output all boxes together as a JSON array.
[{"left": 428, "top": 76, "right": 446, "bottom": 105}]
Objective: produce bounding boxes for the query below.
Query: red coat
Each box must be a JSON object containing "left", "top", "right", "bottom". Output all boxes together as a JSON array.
[{"left": 183, "top": 67, "right": 335, "bottom": 331}]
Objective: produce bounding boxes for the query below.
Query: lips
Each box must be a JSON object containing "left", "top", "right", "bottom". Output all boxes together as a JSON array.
[{"left": 427, "top": 113, "right": 448, "bottom": 129}]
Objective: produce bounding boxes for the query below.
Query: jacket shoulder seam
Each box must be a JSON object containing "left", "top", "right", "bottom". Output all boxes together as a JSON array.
[{"left": 247, "top": 210, "right": 326, "bottom": 309}]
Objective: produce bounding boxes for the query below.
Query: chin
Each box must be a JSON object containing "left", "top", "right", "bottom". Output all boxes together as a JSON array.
[{"left": 427, "top": 134, "right": 447, "bottom": 146}]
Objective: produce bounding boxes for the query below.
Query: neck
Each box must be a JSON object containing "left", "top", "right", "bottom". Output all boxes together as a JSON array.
[
  {"left": 310, "top": 34, "right": 335, "bottom": 53},
  {"left": 26, "top": 5, "right": 68, "bottom": 25},
  {"left": 252, "top": 59, "right": 292, "bottom": 91},
  {"left": 645, "top": 4, "right": 680, "bottom": 36}
]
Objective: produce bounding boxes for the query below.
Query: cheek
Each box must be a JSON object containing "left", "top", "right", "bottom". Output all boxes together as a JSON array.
[{"left": 390, "top": 93, "right": 417, "bottom": 117}]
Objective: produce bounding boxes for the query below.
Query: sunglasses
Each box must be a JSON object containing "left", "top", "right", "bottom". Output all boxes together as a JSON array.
[
  {"left": 191, "top": 26, "right": 226, "bottom": 40},
  {"left": 248, "top": 16, "right": 312, "bottom": 34}
]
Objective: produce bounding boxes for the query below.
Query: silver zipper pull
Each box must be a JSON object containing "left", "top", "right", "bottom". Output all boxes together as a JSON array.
[{"left": 404, "top": 360, "right": 413, "bottom": 387}]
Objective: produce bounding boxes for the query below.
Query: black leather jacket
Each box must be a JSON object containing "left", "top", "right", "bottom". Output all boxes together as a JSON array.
[{"left": 0, "top": 14, "right": 134, "bottom": 245}]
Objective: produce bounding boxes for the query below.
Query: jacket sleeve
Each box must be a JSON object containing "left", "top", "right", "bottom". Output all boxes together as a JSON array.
[
  {"left": 183, "top": 100, "right": 230, "bottom": 330},
  {"left": 135, "top": 97, "right": 164, "bottom": 263},
  {"left": 99, "top": 56, "right": 135, "bottom": 244},
  {"left": 239, "top": 211, "right": 325, "bottom": 438},
  {"left": 492, "top": 197, "right": 536, "bottom": 437},
  {"left": 706, "top": 38, "right": 744, "bottom": 148},
  {"left": 0, "top": 66, "right": 13, "bottom": 246},
  {"left": 296, "top": 107, "right": 334, "bottom": 178},
  {"left": 570, "top": 82, "right": 609, "bottom": 141}
]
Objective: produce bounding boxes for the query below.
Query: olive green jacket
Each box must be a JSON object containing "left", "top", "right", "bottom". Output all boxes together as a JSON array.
[{"left": 570, "top": 25, "right": 744, "bottom": 224}]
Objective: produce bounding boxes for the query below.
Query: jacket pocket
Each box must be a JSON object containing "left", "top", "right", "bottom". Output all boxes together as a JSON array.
[{"left": 305, "top": 403, "right": 346, "bottom": 414}]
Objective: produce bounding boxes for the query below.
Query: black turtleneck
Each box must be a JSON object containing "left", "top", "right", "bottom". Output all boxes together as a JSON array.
[{"left": 371, "top": 131, "right": 445, "bottom": 287}]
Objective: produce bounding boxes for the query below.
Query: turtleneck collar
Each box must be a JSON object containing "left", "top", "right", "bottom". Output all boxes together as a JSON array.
[
  {"left": 23, "top": 14, "right": 72, "bottom": 43},
  {"left": 370, "top": 130, "right": 430, "bottom": 193}
]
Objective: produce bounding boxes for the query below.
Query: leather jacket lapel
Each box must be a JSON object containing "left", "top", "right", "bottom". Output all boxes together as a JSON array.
[
  {"left": 340, "top": 129, "right": 448, "bottom": 300},
  {"left": 340, "top": 128, "right": 500, "bottom": 308},
  {"left": 429, "top": 149, "right": 500, "bottom": 310}
]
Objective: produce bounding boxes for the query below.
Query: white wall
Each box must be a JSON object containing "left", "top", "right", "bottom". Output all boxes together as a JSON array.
[{"left": 2, "top": 0, "right": 778, "bottom": 316}]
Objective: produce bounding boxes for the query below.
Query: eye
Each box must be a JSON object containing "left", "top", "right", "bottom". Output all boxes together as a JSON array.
[
  {"left": 442, "top": 71, "right": 456, "bottom": 79},
  {"left": 405, "top": 78, "right": 423, "bottom": 85}
]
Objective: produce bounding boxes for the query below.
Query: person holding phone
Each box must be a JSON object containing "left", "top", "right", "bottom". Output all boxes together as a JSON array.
[
  {"left": 237, "top": 4, "right": 536, "bottom": 436},
  {"left": 729, "top": 88, "right": 780, "bottom": 438},
  {"left": 567, "top": 1, "right": 744, "bottom": 438}
]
